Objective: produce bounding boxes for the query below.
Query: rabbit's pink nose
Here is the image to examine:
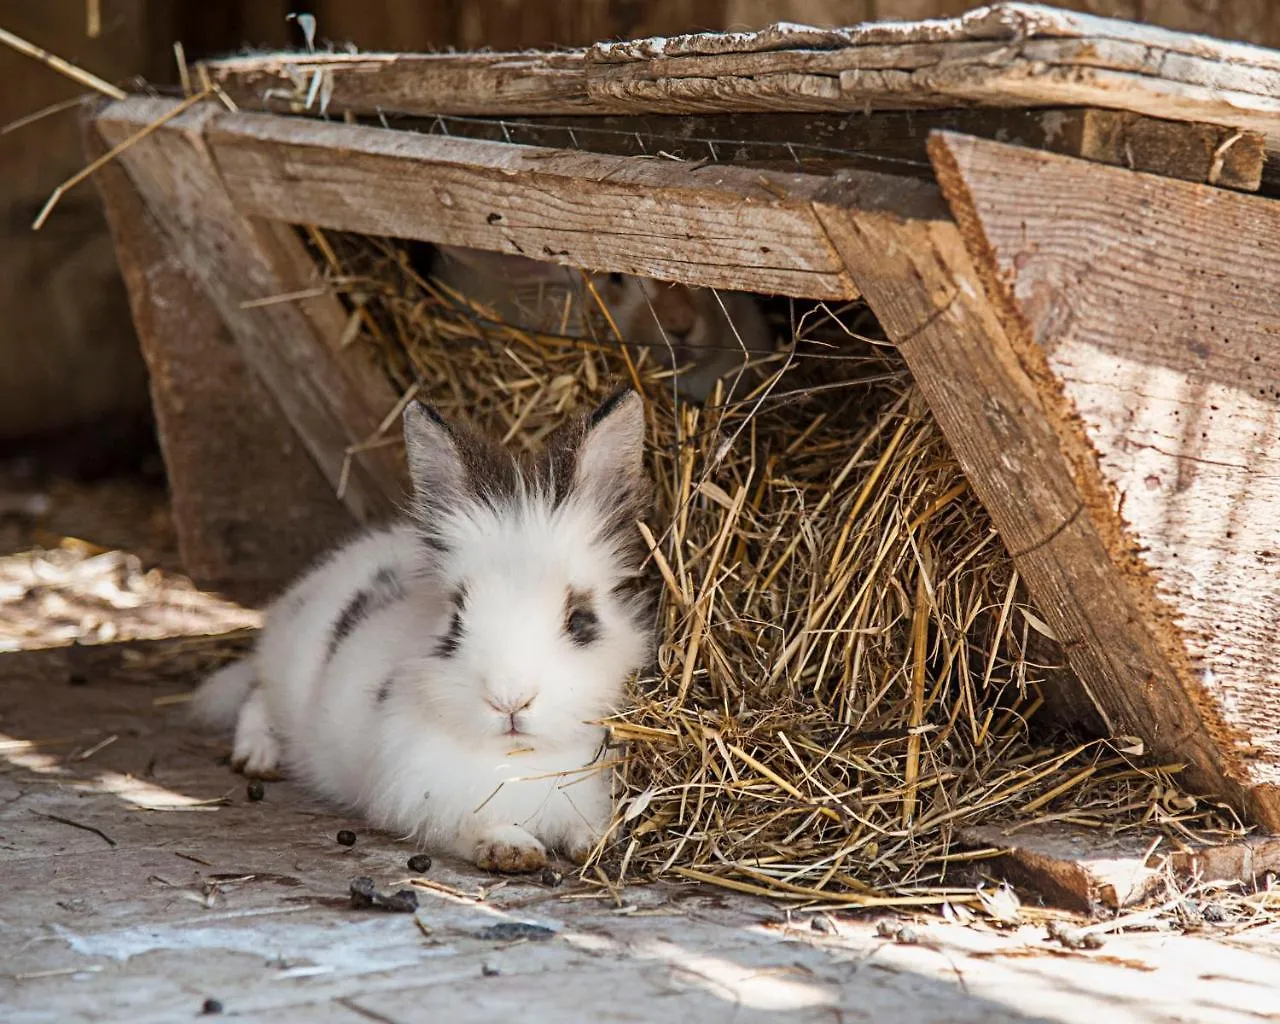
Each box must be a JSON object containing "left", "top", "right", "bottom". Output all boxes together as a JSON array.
[{"left": 486, "top": 694, "right": 536, "bottom": 716}]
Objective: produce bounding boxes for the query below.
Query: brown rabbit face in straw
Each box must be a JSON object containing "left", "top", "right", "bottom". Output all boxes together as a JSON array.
[{"left": 432, "top": 246, "right": 773, "bottom": 401}]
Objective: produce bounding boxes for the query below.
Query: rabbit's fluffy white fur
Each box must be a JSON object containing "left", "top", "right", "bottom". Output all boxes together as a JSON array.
[
  {"left": 190, "top": 390, "right": 652, "bottom": 873},
  {"left": 430, "top": 245, "right": 772, "bottom": 403}
]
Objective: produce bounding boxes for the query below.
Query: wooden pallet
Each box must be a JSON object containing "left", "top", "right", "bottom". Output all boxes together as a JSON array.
[{"left": 91, "top": 4, "right": 1280, "bottom": 861}]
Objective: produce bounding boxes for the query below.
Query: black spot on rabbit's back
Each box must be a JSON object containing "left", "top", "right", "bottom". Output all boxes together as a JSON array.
[
  {"left": 326, "top": 567, "right": 406, "bottom": 661},
  {"left": 375, "top": 675, "right": 395, "bottom": 704}
]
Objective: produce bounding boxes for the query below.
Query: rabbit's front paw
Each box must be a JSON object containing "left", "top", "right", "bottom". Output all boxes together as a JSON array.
[
  {"left": 473, "top": 825, "right": 548, "bottom": 874},
  {"left": 562, "top": 827, "right": 600, "bottom": 865},
  {"left": 231, "top": 690, "right": 282, "bottom": 780}
]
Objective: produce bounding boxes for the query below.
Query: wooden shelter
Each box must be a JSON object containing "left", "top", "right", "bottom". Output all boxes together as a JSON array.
[{"left": 90, "top": 3, "right": 1280, "bottom": 891}]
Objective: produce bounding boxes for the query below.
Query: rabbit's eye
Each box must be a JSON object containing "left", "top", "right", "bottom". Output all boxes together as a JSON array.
[
  {"left": 563, "top": 587, "right": 601, "bottom": 647},
  {"left": 566, "top": 608, "right": 599, "bottom": 646},
  {"left": 565, "top": 588, "right": 600, "bottom": 646},
  {"left": 607, "top": 272, "right": 624, "bottom": 285}
]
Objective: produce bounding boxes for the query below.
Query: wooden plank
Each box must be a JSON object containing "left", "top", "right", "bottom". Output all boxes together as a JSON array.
[
  {"left": 194, "top": 105, "right": 858, "bottom": 300},
  {"left": 87, "top": 106, "right": 355, "bottom": 604},
  {"left": 807, "top": 174, "right": 1278, "bottom": 831},
  {"left": 93, "top": 98, "right": 407, "bottom": 525},
  {"left": 962, "top": 823, "right": 1280, "bottom": 911},
  {"left": 925, "top": 131, "right": 1280, "bottom": 830},
  {"left": 585, "top": 4, "right": 1280, "bottom": 68},
  {"left": 199, "top": 5, "right": 1280, "bottom": 147},
  {"left": 205, "top": 51, "right": 605, "bottom": 118},
  {"left": 1073, "top": 110, "right": 1264, "bottom": 192}
]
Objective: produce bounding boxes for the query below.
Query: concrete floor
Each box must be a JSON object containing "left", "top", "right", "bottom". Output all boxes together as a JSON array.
[{"left": 3, "top": 640, "right": 1279, "bottom": 1024}]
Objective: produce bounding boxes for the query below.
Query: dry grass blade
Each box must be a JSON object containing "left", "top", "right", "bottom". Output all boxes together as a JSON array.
[
  {"left": 311, "top": 228, "right": 1252, "bottom": 914},
  {"left": 33, "top": 89, "right": 211, "bottom": 230},
  {"left": 0, "top": 24, "right": 125, "bottom": 100}
]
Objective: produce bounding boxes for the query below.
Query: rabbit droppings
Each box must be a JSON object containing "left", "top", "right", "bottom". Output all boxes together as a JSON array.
[
  {"left": 189, "top": 390, "right": 653, "bottom": 873},
  {"left": 430, "top": 244, "right": 773, "bottom": 403}
]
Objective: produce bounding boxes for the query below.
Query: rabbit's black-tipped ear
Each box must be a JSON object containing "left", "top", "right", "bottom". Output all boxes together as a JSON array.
[
  {"left": 575, "top": 389, "right": 647, "bottom": 498},
  {"left": 403, "top": 401, "right": 466, "bottom": 504}
]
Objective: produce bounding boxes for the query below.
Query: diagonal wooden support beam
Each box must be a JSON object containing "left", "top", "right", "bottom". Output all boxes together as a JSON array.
[
  {"left": 88, "top": 110, "right": 357, "bottom": 604},
  {"left": 93, "top": 100, "right": 407, "bottom": 525},
  {"left": 810, "top": 160, "right": 1280, "bottom": 832},
  {"left": 905, "top": 131, "right": 1280, "bottom": 830}
]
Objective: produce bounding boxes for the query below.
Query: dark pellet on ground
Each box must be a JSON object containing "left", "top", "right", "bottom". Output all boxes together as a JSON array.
[
  {"left": 539, "top": 867, "right": 563, "bottom": 888},
  {"left": 349, "top": 875, "right": 377, "bottom": 909},
  {"left": 336, "top": 829, "right": 357, "bottom": 847},
  {"left": 348, "top": 876, "right": 419, "bottom": 913},
  {"left": 875, "top": 919, "right": 919, "bottom": 944},
  {"left": 201, "top": 997, "right": 223, "bottom": 1014},
  {"left": 407, "top": 854, "right": 432, "bottom": 873},
  {"left": 810, "top": 916, "right": 833, "bottom": 933},
  {"left": 482, "top": 963, "right": 500, "bottom": 977},
  {"left": 381, "top": 885, "right": 417, "bottom": 911},
  {"left": 1204, "top": 903, "right": 1228, "bottom": 923},
  {"left": 245, "top": 779, "right": 265, "bottom": 802}
]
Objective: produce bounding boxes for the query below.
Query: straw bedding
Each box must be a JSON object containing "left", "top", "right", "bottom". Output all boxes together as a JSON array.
[{"left": 311, "top": 230, "right": 1251, "bottom": 910}]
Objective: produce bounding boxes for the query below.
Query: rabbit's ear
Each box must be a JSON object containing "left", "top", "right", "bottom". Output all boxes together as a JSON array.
[
  {"left": 403, "top": 401, "right": 466, "bottom": 506},
  {"left": 574, "top": 389, "right": 646, "bottom": 499}
]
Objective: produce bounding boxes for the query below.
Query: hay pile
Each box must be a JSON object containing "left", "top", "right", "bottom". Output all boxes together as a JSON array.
[{"left": 315, "top": 230, "right": 1248, "bottom": 908}]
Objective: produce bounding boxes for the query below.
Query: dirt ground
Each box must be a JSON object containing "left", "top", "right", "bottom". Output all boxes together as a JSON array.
[{"left": 2, "top": 463, "right": 1278, "bottom": 1023}]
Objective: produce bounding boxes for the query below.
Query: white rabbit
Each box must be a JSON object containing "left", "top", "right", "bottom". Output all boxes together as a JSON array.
[
  {"left": 189, "top": 390, "right": 653, "bottom": 873},
  {"left": 430, "top": 244, "right": 773, "bottom": 403}
]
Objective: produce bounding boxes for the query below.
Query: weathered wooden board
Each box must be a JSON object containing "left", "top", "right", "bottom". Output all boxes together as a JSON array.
[
  {"left": 808, "top": 172, "right": 1279, "bottom": 830},
  {"left": 926, "top": 131, "right": 1280, "bottom": 827},
  {"left": 201, "top": 3, "right": 1280, "bottom": 150},
  {"left": 89, "top": 113, "right": 355, "bottom": 605},
  {"left": 184, "top": 103, "right": 858, "bottom": 300},
  {"left": 962, "top": 823, "right": 1280, "bottom": 911},
  {"left": 1070, "top": 111, "right": 1264, "bottom": 192},
  {"left": 93, "top": 100, "right": 407, "bottom": 525}
]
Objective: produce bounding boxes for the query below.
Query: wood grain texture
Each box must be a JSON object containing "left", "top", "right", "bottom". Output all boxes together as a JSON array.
[
  {"left": 1074, "top": 110, "right": 1265, "bottom": 191},
  {"left": 88, "top": 110, "right": 356, "bottom": 605},
  {"left": 200, "top": 4, "right": 1280, "bottom": 148},
  {"left": 94, "top": 98, "right": 407, "bottom": 526},
  {"left": 200, "top": 107, "right": 858, "bottom": 299},
  {"left": 927, "top": 131, "right": 1280, "bottom": 828},
  {"left": 962, "top": 822, "right": 1280, "bottom": 910},
  {"left": 809, "top": 176, "right": 1274, "bottom": 830}
]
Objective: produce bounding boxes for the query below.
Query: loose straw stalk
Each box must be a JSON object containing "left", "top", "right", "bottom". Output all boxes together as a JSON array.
[
  {"left": 33, "top": 89, "right": 212, "bottom": 230},
  {"left": 0, "top": 24, "right": 125, "bottom": 99}
]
